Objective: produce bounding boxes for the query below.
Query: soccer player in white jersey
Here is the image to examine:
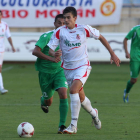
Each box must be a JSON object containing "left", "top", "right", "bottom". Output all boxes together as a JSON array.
[
  {"left": 48, "top": 6, "right": 121, "bottom": 134},
  {"left": 0, "top": 10, "right": 16, "bottom": 94}
]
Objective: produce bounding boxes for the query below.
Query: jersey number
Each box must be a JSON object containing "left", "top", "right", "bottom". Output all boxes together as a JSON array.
[{"left": 43, "top": 92, "right": 48, "bottom": 97}]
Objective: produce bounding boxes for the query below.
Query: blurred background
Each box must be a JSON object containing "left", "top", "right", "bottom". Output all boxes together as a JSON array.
[{"left": 1, "top": 0, "right": 140, "bottom": 62}]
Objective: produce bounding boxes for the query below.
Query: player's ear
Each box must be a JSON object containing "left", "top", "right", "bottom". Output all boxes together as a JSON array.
[{"left": 74, "top": 16, "right": 77, "bottom": 22}]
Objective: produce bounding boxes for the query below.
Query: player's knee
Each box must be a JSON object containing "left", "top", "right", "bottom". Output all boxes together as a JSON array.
[
  {"left": 131, "top": 78, "right": 137, "bottom": 84},
  {"left": 59, "top": 93, "right": 67, "bottom": 99},
  {"left": 57, "top": 88, "right": 67, "bottom": 99},
  {"left": 44, "top": 99, "right": 52, "bottom": 106},
  {"left": 70, "top": 88, "right": 79, "bottom": 94}
]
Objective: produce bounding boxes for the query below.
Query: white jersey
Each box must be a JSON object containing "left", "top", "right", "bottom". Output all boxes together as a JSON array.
[
  {"left": 48, "top": 24, "right": 100, "bottom": 70},
  {"left": 0, "top": 21, "right": 11, "bottom": 52}
]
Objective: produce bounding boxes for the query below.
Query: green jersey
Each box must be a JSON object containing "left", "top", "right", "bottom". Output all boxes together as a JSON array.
[
  {"left": 35, "top": 30, "right": 63, "bottom": 74},
  {"left": 126, "top": 25, "right": 140, "bottom": 61}
]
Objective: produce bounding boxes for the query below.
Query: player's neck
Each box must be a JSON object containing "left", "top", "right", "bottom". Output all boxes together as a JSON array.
[{"left": 68, "top": 24, "right": 76, "bottom": 29}]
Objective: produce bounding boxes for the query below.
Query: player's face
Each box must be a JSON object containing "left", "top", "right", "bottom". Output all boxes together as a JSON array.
[
  {"left": 63, "top": 13, "right": 77, "bottom": 29},
  {"left": 54, "top": 18, "right": 64, "bottom": 29}
]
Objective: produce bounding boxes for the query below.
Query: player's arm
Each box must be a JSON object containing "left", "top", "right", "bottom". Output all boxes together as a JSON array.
[
  {"left": 7, "top": 37, "right": 16, "bottom": 52},
  {"left": 123, "top": 38, "right": 130, "bottom": 59},
  {"left": 32, "top": 46, "right": 60, "bottom": 63},
  {"left": 99, "top": 34, "right": 121, "bottom": 67},
  {"left": 49, "top": 48, "right": 62, "bottom": 57},
  {"left": 123, "top": 28, "right": 134, "bottom": 59},
  {"left": 5, "top": 24, "right": 16, "bottom": 52},
  {"left": 84, "top": 25, "right": 120, "bottom": 66},
  {"left": 47, "top": 29, "right": 60, "bottom": 54}
]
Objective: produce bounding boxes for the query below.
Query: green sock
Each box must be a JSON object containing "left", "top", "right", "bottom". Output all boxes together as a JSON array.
[
  {"left": 126, "top": 80, "right": 134, "bottom": 93},
  {"left": 40, "top": 96, "right": 46, "bottom": 106},
  {"left": 59, "top": 98, "right": 69, "bottom": 127}
]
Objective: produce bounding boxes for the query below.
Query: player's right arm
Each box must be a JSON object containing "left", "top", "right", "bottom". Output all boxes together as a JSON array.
[
  {"left": 49, "top": 49, "right": 62, "bottom": 58},
  {"left": 32, "top": 33, "right": 60, "bottom": 63},
  {"left": 47, "top": 29, "right": 60, "bottom": 51},
  {"left": 32, "top": 46, "right": 60, "bottom": 63}
]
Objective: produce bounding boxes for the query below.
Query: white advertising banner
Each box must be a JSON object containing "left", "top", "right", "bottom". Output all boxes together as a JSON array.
[
  {"left": 4, "top": 32, "right": 130, "bottom": 62},
  {"left": 0, "top": 0, "right": 123, "bottom": 27}
]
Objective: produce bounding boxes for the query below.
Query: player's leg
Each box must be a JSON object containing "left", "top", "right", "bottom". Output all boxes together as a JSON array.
[
  {"left": 63, "top": 66, "right": 91, "bottom": 134},
  {"left": 123, "top": 61, "right": 139, "bottom": 102},
  {"left": 39, "top": 72, "right": 55, "bottom": 113},
  {"left": 79, "top": 89, "right": 101, "bottom": 130},
  {"left": 63, "top": 79, "right": 82, "bottom": 134},
  {"left": 54, "top": 70, "right": 69, "bottom": 134},
  {"left": 57, "top": 87, "right": 68, "bottom": 134},
  {"left": 0, "top": 52, "right": 8, "bottom": 94}
]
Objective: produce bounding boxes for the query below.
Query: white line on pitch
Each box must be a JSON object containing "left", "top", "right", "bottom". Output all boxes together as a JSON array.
[{"left": 2, "top": 66, "right": 13, "bottom": 72}]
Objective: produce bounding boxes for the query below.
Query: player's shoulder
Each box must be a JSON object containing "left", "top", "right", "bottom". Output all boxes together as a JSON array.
[
  {"left": 40, "top": 30, "right": 54, "bottom": 37},
  {"left": 77, "top": 24, "right": 86, "bottom": 28},
  {"left": 1, "top": 21, "right": 8, "bottom": 26},
  {"left": 131, "top": 25, "right": 140, "bottom": 31},
  {"left": 43, "top": 30, "right": 54, "bottom": 35},
  {"left": 77, "top": 24, "right": 95, "bottom": 31},
  {"left": 55, "top": 25, "right": 66, "bottom": 32}
]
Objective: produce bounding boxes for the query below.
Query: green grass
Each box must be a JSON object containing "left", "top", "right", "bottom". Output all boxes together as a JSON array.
[{"left": 0, "top": 63, "right": 140, "bottom": 140}]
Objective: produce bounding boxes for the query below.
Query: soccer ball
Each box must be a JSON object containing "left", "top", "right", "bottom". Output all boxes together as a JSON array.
[{"left": 17, "top": 122, "right": 34, "bottom": 138}]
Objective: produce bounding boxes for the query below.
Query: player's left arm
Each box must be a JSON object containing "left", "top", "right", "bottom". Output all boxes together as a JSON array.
[
  {"left": 7, "top": 37, "right": 16, "bottom": 52},
  {"left": 5, "top": 25, "right": 16, "bottom": 52},
  {"left": 99, "top": 34, "right": 121, "bottom": 67}
]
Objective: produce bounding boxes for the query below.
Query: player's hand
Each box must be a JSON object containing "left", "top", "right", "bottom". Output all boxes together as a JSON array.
[
  {"left": 125, "top": 52, "right": 130, "bottom": 59},
  {"left": 55, "top": 57, "right": 61, "bottom": 63},
  {"left": 110, "top": 54, "right": 121, "bottom": 67},
  {"left": 55, "top": 49, "right": 62, "bottom": 57},
  {"left": 51, "top": 57, "right": 61, "bottom": 63},
  {"left": 12, "top": 47, "right": 16, "bottom": 52}
]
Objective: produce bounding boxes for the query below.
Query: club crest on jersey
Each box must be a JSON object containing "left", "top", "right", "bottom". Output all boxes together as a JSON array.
[
  {"left": 2, "top": 29, "right": 4, "bottom": 32},
  {"left": 76, "top": 34, "right": 80, "bottom": 40}
]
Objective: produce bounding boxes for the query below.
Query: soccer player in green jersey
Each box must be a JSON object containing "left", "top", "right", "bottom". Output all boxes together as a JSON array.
[
  {"left": 32, "top": 14, "right": 69, "bottom": 134},
  {"left": 123, "top": 25, "right": 140, "bottom": 103}
]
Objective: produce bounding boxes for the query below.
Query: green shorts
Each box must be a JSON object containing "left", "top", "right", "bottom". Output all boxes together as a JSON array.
[
  {"left": 130, "top": 61, "right": 140, "bottom": 78},
  {"left": 38, "top": 69, "right": 68, "bottom": 100}
]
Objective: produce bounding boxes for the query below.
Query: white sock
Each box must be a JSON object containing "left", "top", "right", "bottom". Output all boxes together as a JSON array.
[
  {"left": 0, "top": 73, "right": 4, "bottom": 90},
  {"left": 70, "top": 93, "right": 81, "bottom": 127},
  {"left": 81, "top": 96, "right": 96, "bottom": 118}
]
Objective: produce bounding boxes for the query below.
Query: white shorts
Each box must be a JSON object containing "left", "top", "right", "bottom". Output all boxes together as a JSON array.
[
  {"left": 64, "top": 65, "right": 92, "bottom": 88},
  {"left": 0, "top": 52, "right": 4, "bottom": 66}
]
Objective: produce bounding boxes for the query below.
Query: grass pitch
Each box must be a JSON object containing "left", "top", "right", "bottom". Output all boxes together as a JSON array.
[{"left": 0, "top": 63, "right": 140, "bottom": 140}]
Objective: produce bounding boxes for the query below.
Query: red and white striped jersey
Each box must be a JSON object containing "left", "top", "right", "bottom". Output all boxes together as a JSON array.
[
  {"left": 0, "top": 21, "right": 11, "bottom": 52},
  {"left": 48, "top": 24, "right": 100, "bottom": 70}
]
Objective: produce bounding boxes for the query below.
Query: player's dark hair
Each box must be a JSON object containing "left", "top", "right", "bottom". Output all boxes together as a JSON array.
[
  {"left": 55, "top": 14, "right": 63, "bottom": 22},
  {"left": 63, "top": 6, "right": 77, "bottom": 17},
  {"left": 0, "top": 10, "right": 2, "bottom": 15}
]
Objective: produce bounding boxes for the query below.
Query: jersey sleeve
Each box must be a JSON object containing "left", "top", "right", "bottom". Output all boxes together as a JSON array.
[
  {"left": 125, "top": 27, "right": 135, "bottom": 40},
  {"left": 35, "top": 33, "right": 50, "bottom": 50},
  {"left": 84, "top": 25, "right": 100, "bottom": 39},
  {"left": 5, "top": 24, "right": 11, "bottom": 38},
  {"left": 47, "top": 29, "right": 60, "bottom": 51}
]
